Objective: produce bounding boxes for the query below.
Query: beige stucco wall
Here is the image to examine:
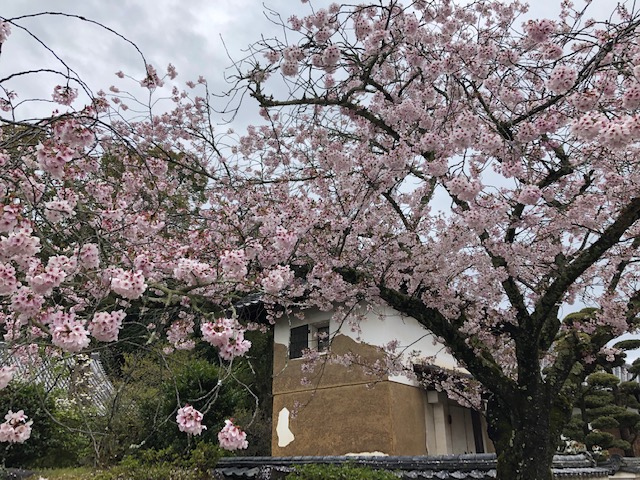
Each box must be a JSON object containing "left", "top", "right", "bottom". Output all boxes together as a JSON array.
[
  {"left": 273, "top": 334, "right": 387, "bottom": 394},
  {"left": 271, "top": 318, "right": 494, "bottom": 456},
  {"left": 272, "top": 336, "right": 428, "bottom": 456},
  {"left": 389, "top": 382, "right": 428, "bottom": 455}
]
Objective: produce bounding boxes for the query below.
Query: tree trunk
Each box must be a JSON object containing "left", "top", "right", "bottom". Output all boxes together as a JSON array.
[{"left": 487, "top": 392, "right": 559, "bottom": 480}]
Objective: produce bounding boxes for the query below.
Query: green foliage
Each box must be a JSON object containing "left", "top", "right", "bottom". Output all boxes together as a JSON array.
[
  {"left": 619, "top": 382, "right": 640, "bottom": 409},
  {"left": 586, "top": 372, "right": 620, "bottom": 389},
  {"left": 629, "top": 359, "right": 640, "bottom": 378},
  {"left": 585, "top": 431, "right": 615, "bottom": 449},
  {"left": 93, "top": 461, "right": 202, "bottom": 480},
  {"left": 620, "top": 381, "right": 640, "bottom": 395},
  {"left": 136, "top": 351, "right": 249, "bottom": 452},
  {"left": 0, "top": 326, "right": 272, "bottom": 469},
  {"left": 613, "top": 340, "right": 640, "bottom": 351},
  {"left": 88, "top": 342, "right": 271, "bottom": 465},
  {"left": 584, "top": 391, "right": 611, "bottom": 409},
  {"left": 182, "top": 441, "right": 224, "bottom": 472},
  {"left": 0, "top": 383, "right": 90, "bottom": 468},
  {"left": 562, "top": 416, "right": 586, "bottom": 443},
  {"left": 611, "top": 439, "right": 633, "bottom": 452},
  {"left": 563, "top": 367, "right": 640, "bottom": 456},
  {"left": 590, "top": 416, "right": 619, "bottom": 430},
  {"left": 615, "top": 410, "right": 640, "bottom": 427},
  {"left": 92, "top": 442, "right": 223, "bottom": 480},
  {"left": 285, "top": 464, "right": 400, "bottom": 480}
]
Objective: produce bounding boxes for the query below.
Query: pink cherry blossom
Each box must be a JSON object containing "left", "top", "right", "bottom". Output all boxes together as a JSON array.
[
  {"left": 201, "top": 317, "right": 251, "bottom": 360},
  {"left": 547, "top": 65, "right": 578, "bottom": 94},
  {"left": 218, "top": 330, "right": 252, "bottom": 361},
  {"left": 50, "top": 312, "right": 90, "bottom": 352},
  {"left": 140, "top": 64, "right": 164, "bottom": 89},
  {"left": 288, "top": 15, "right": 303, "bottom": 31},
  {"left": 36, "top": 143, "right": 74, "bottom": 179},
  {"left": 0, "top": 366, "right": 15, "bottom": 390},
  {"left": 0, "top": 21, "right": 11, "bottom": 43},
  {"left": 622, "top": 80, "right": 640, "bottom": 109},
  {"left": 517, "top": 186, "right": 542, "bottom": 206},
  {"left": 321, "top": 45, "right": 340, "bottom": 67},
  {"left": 10, "top": 287, "right": 44, "bottom": 318},
  {"left": 27, "top": 264, "right": 66, "bottom": 296},
  {"left": 600, "top": 120, "right": 631, "bottom": 148},
  {"left": 264, "top": 50, "right": 281, "bottom": 64},
  {"left": 110, "top": 269, "right": 147, "bottom": 299},
  {"left": 446, "top": 176, "right": 482, "bottom": 203},
  {"left": 218, "top": 419, "right": 248, "bottom": 451},
  {"left": 273, "top": 227, "right": 297, "bottom": 252},
  {"left": 571, "top": 113, "right": 606, "bottom": 140},
  {"left": 354, "top": 16, "right": 371, "bottom": 40},
  {"left": 0, "top": 410, "right": 32, "bottom": 444},
  {"left": 201, "top": 318, "right": 234, "bottom": 348},
  {"left": 0, "top": 228, "right": 41, "bottom": 262},
  {"left": 88, "top": 310, "right": 126, "bottom": 342},
  {"left": 281, "top": 60, "right": 299, "bottom": 77},
  {"left": 43, "top": 199, "right": 74, "bottom": 223},
  {"left": 261, "top": 265, "right": 294, "bottom": 295},
  {"left": 219, "top": 250, "right": 247, "bottom": 281},
  {"left": 0, "top": 204, "right": 20, "bottom": 233},
  {"left": 174, "top": 258, "right": 214, "bottom": 286},
  {"left": 4, "top": 2, "right": 640, "bottom": 473},
  {"left": 78, "top": 243, "right": 100, "bottom": 270},
  {"left": 167, "top": 315, "right": 196, "bottom": 350},
  {"left": 524, "top": 19, "right": 556, "bottom": 43},
  {"left": 176, "top": 405, "right": 206, "bottom": 436},
  {"left": 0, "top": 263, "right": 19, "bottom": 295},
  {"left": 52, "top": 85, "right": 78, "bottom": 106}
]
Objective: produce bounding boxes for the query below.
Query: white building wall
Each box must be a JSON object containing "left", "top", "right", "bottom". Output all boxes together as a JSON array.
[{"left": 273, "top": 303, "right": 463, "bottom": 386}]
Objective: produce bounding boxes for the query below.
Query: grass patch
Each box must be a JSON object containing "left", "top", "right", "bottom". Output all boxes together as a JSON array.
[{"left": 32, "top": 467, "right": 100, "bottom": 480}]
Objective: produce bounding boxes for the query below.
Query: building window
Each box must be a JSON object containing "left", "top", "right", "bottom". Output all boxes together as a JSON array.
[
  {"left": 316, "top": 324, "right": 330, "bottom": 352},
  {"left": 289, "top": 322, "right": 330, "bottom": 359},
  {"left": 289, "top": 325, "right": 309, "bottom": 359}
]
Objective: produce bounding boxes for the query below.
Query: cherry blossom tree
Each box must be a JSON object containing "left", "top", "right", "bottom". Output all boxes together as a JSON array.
[
  {"left": 0, "top": 12, "right": 299, "bottom": 455},
  {"left": 4, "top": 2, "right": 640, "bottom": 477},
  {"left": 226, "top": 0, "right": 640, "bottom": 478}
]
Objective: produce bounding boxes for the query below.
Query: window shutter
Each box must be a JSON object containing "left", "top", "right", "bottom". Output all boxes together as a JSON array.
[{"left": 289, "top": 325, "right": 309, "bottom": 359}]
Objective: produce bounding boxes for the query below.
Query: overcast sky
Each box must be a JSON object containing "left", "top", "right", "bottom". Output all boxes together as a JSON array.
[
  {"left": 0, "top": 0, "right": 617, "bottom": 125},
  {"left": 0, "top": 0, "right": 306, "bottom": 126}
]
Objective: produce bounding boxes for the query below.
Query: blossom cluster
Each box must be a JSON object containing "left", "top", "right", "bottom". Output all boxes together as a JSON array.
[
  {"left": 0, "top": 410, "right": 32, "bottom": 444},
  {"left": 524, "top": 19, "right": 556, "bottom": 42},
  {"left": 50, "top": 311, "right": 91, "bottom": 352},
  {"left": 89, "top": 310, "right": 126, "bottom": 342},
  {"left": 201, "top": 318, "right": 252, "bottom": 360},
  {"left": 109, "top": 269, "right": 147, "bottom": 299},
  {"left": 547, "top": 66, "right": 577, "bottom": 94},
  {"left": 219, "top": 250, "right": 248, "bottom": 281},
  {"left": 572, "top": 114, "right": 640, "bottom": 148},
  {"left": 166, "top": 314, "right": 196, "bottom": 350},
  {"left": 217, "top": 419, "right": 248, "bottom": 450},
  {"left": 0, "top": 366, "right": 15, "bottom": 390},
  {"left": 261, "top": 265, "right": 294, "bottom": 295},
  {"left": 174, "top": 258, "right": 214, "bottom": 285},
  {"left": 0, "top": 21, "right": 11, "bottom": 44},
  {"left": 51, "top": 86, "right": 78, "bottom": 106},
  {"left": 176, "top": 405, "right": 206, "bottom": 436}
]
